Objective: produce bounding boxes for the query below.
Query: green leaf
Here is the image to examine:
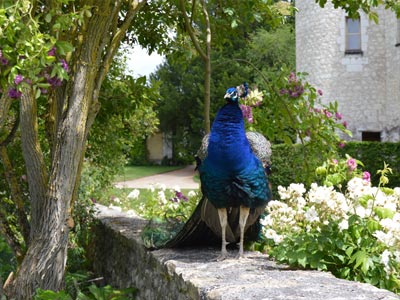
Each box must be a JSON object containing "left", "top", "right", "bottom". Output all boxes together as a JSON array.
[
  {"left": 366, "top": 219, "right": 380, "bottom": 233},
  {"left": 374, "top": 207, "right": 395, "bottom": 219},
  {"left": 55, "top": 41, "right": 74, "bottom": 55},
  {"left": 45, "top": 13, "right": 52, "bottom": 23}
]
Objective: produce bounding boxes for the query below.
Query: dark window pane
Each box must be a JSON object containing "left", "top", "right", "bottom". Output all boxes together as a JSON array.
[{"left": 362, "top": 131, "right": 381, "bottom": 142}]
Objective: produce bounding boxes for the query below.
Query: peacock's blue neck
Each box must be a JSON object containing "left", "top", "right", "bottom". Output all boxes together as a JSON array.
[{"left": 206, "top": 102, "right": 253, "bottom": 172}]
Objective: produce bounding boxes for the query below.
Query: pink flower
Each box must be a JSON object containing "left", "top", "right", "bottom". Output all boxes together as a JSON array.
[
  {"left": 240, "top": 104, "right": 253, "bottom": 123},
  {"left": 332, "top": 159, "right": 338, "bottom": 165},
  {"left": 48, "top": 47, "right": 56, "bottom": 56},
  {"left": 342, "top": 121, "right": 347, "bottom": 128},
  {"left": 347, "top": 158, "right": 357, "bottom": 171},
  {"left": 317, "top": 89, "right": 323, "bottom": 96},
  {"left": 338, "top": 141, "right": 345, "bottom": 148},
  {"left": 362, "top": 171, "right": 371, "bottom": 182},
  {"left": 324, "top": 110, "right": 333, "bottom": 118},
  {"left": 14, "top": 74, "right": 23, "bottom": 85},
  {"left": 335, "top": 112, "right": 343, "bottom": 120}
]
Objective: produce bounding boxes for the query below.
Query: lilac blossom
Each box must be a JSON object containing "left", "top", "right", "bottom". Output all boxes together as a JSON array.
[
  {"left": 335, "top": 112, "right": 343, "bottom": 120},
  {"left": 14, "top": 74, "right": 23, "bottom": 85},
  {"left": 324, "top": 110, "right": 333, "bottom": 118},
  {"left": 60, "top": 59, "right": 69, "bottom": 72},
  {"left": 48, "top": 47, "right": 57, "bottom": 56},
  {"left": 0, "top": 50, "right": 7, "bottom": 65},
  {"left": 46, "top": 75, "right": 63, "bottom": 87},
  {"left": 8, "top": 88, "right": 22, "bottom": 98},
  {"left": 240, "top": 104, "right": 253, "bottom": 123}
]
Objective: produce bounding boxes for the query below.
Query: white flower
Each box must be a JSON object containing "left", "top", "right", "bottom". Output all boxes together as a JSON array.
[
  {"left": 113, "top": 197, "right": 121, "bottom": 204},
  {"left": 288, "top": 183, "right": 306, "bottom": 197},
  {"left": 157, "top": 191, "right": 167, "bottom": 204},
  {"left": 304, "top": 206, "right": 319, "bottom": 223},
  {"left": 188, "top": 190, "right": 197, "bottom": 198},
  {"left": 355, "top": 205, "right": 367, "bottom": 218},
  {"left": 155, "top": 183, "right": 167, "bottom": 191},
  {"left": 127, "top": 189, "right": 140, "bottom": 199},
  {"left": 381, "top": 250, "right": 392, "bottom": 275},
  {"left": 338, "top": 219, "right": 349, "bottom": 231},
  {"left": 173, "top": 185, "right": 181, "bottom": 192}
]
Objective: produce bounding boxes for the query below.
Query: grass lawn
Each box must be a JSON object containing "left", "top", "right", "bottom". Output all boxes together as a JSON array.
[{"left": 114, "top": 165, "right": 184, "bottom": 181}]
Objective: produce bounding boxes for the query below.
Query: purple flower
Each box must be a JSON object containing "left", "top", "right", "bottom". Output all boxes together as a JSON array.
[
  {"left": 40, "top": 88, "right": 48, "bottom": 94},
  {"left": 335, "top": 112, "right": 343, "bottom": 120},
  {"left": 8, "top": 88, "right": 22, "bottom": 98},
  {"left": 317, "top": 89, "right": 323, "bottom": 96},
  {"left": 279, "top": 89, "right": 287, "bottom": 95},
  {"left": 324, "top": 110, "right": 333, "bottom": 118},
  {"left": 362, "top": 171, "right": 371, "bottom": 182},
  {"left": 48, "top": 47, "right": 57, "bottom": 56},
  {"left": 338, "top": 141, "right": 346, "bottom": 148},
  {"left": 347, "top": 158, "right": 357, "bottom": 171},
  {"left": 47, "top": 76, "right": 63, "bottom": 87},
  {"left": 0, "top": 57, "right": 8, "bottom": 66},
  {"left": 342, "top": 121, "right": 348, "bottom": 128},
  {"left": 60, "top": 59, "right": 69, "bottom": 72},
  {"left": 240, "top": 104, "right": 253, "bottom": 123},
  {"left": 14, "top": 74, "right": 23, "bottom": 85},
  {"left": 288, "top": 72, "right": 297, "bottom": 83}
]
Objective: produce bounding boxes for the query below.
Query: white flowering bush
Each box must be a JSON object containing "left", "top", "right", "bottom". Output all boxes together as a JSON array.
[
  {"left": 125, "top": 184, "right": 200, "bottom": 222},
  {"left": 261, "top": 160, "right": 400, "bottom": 293}
]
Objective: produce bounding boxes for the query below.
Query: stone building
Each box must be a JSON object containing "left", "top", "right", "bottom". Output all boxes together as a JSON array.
[{"left": 296, "top": 1, "right": 400, "bottom": 141}]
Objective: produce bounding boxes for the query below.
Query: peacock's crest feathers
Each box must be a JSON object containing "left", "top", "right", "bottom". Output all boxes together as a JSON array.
[{"left": 224, "top": 82, "right": 249, "bottom": 103}]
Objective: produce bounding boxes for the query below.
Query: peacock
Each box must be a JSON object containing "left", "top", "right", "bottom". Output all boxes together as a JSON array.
[{"left": 162, "top": 84, "right": 272, "bottom": 260}]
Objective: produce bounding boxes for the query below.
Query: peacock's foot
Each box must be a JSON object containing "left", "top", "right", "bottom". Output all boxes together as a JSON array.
[
  {"left": 216, "top": 250, "right": 229, "bottom": 261},
  {"left": 235, "top": 250, "right": 245, "bottom": 260}
]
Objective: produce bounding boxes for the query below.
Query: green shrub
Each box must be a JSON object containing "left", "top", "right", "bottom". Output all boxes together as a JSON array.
[
  {"left": 339, "top": 142, "right": 400, "bottom": 188},
  {"left": 270, "top": 142, "right": 400, "bottom": 196},
  {"left": 0, "top": 235, "right": 15, "bottom": 282}
]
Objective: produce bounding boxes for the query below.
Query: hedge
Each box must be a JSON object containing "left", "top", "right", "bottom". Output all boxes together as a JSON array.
[{"left": 270, "top": 142, "right": 400, "bottom": 196}]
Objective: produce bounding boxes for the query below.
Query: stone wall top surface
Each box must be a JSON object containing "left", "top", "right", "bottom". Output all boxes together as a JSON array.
[{"left": 94, "top": 205, "right": 400, "bottom": 300}]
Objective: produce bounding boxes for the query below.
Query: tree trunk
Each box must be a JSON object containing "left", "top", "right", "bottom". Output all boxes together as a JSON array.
[{"left": 2, "top": 1, "right": 146, "bottom": 297}]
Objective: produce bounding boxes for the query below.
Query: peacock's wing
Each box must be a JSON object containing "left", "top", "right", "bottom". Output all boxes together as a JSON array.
[
  {"left": 196, "top": 131, "right": 272, "bottom": 167},
  {"left": 162, "top": 196, "right": 220, "bottom": 248}
]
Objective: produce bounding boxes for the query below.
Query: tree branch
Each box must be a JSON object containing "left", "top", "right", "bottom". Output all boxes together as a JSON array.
[
  {"left": 179, "top": 0, "right": 207, "bottom": 61},
  {"left": 19, "top": 87, "right": 48, "bottom": 239}
]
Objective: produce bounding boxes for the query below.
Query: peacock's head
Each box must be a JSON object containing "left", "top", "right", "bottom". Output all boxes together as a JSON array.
[
  {"left": 224, "top": 83, "right": 249, "bottom": 103},
  {"left": 224, "top": 87, "right": 239, "bottom": 103}
]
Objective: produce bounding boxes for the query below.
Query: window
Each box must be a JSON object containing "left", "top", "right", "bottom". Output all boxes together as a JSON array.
[
  {"left": 362, "top": 131, "right": 381, "bottom": 142},
  {"left": 345, "top": 17, "right": 362, "bottom": 54}
]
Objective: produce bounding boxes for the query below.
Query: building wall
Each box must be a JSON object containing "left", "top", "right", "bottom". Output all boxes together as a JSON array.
[
  {"left": 296, "top": 1, "right": 400, "bottom": 141},
  {"left": 146, "top": 132, "right": 173, "bottom": 163}
]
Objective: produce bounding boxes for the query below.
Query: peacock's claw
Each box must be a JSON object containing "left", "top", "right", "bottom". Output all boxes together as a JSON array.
[{"left": 216, "top": 251, "right": 229, "bottom": 261}]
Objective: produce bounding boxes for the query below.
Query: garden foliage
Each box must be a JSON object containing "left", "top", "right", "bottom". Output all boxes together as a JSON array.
[{"left": 260, "top": 158, "right": 400, "bottom": 293}]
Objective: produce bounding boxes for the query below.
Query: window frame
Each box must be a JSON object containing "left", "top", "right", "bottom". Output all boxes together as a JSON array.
[{"left": 345, "top": 16, "right": 363, "bottom": 54}]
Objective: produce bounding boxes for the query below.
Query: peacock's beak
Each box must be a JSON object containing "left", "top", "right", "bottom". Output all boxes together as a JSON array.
[{"left": 224, "top": 92, "right": 231, "bottom": 99}]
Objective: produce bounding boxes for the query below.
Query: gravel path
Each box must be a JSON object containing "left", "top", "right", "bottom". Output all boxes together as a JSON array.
[{"left": 114, "top": 165, "right": 200, "bottom": 190}]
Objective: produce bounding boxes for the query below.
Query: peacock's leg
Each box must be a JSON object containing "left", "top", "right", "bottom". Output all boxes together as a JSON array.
[
  {"left": 237, "top": 205, "right": 250, "bottom": 259},
  {"left": 217, "top": 208, "right": 228, "bottom": 261}
]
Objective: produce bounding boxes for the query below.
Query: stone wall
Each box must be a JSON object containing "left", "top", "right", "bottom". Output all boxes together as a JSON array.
[
  {"left": 92, "top": 205, "right": 400, "bottom": 300},
  {"left": 296, "top": 1, "right": 400, "bottom": 141}
]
